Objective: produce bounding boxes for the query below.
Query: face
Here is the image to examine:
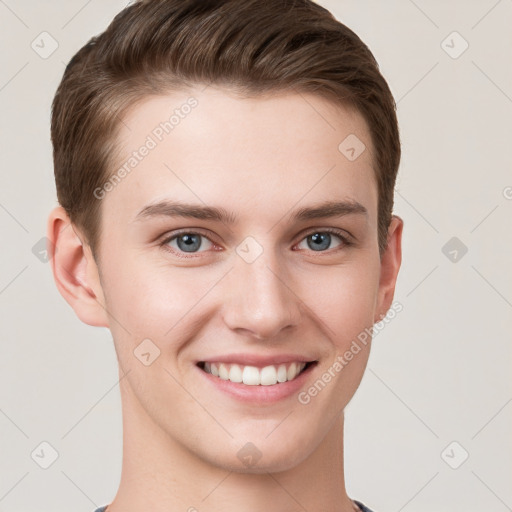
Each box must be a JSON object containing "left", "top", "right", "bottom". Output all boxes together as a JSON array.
[{"left": 78, "top": 86, "right": 401, "bottom": 472}]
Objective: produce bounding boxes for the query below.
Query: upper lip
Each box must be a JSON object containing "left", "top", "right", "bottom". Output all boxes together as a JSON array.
[{"left": 197, "top": 353, "right": 318, "bottom": 367}]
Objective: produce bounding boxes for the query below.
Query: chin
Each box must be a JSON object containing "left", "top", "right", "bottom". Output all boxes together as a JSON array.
[{"left": 204, "top": 436, "right": 314, "bottom": 474}]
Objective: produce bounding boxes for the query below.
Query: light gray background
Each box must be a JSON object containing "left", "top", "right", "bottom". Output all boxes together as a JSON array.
[{"left": 1, "top": 1, "right": 511, "bottom": 511}]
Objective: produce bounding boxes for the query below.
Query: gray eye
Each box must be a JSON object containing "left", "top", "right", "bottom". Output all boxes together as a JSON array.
[
  {"left": 176, "top": 233, "right": 203, "bottom": 252},
  {"left": 163, "top": 231, "right": 215, "bottom": 255},
  {"left": 307, "top": 232, "right": 332, "bottom": 251}
]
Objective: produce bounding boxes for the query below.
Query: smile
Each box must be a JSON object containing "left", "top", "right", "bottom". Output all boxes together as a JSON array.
[{"left": 197, "top": 361, "right": 316, "bottom": 386}]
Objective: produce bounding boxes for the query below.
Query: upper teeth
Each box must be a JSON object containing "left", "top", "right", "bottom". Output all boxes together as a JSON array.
[{"left": 203, "top": 362, "right": 307, "bottom": 386}]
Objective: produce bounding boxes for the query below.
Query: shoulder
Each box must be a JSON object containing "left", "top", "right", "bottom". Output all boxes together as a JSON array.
[{"left": 92, "top": 507, "right": 108, "bottom": 512}]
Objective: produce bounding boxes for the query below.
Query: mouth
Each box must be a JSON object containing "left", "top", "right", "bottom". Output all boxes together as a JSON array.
[{"left": 196, "top": 360, "right": 318, "bottom": 386}]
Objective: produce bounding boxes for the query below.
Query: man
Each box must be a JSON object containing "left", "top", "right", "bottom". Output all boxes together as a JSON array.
[{"left": 47, "top": 1, "right": 403, "bottom": 511}]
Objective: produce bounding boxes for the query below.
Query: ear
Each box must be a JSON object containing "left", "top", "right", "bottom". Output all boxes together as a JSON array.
[
  {"left": 374, "top": 215, "right": 403, "bottom": 323},
  {"left": 47, "top": 206, "right": 109, "bottom": 327}
]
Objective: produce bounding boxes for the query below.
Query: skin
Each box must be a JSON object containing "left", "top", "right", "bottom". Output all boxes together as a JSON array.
[{"left": 48, "top": 85, "right": 402, "bottom": 512}]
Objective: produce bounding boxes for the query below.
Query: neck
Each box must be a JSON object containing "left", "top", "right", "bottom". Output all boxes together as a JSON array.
[{"left": 106, "top": 374, "right": 356, "bottom": 512}]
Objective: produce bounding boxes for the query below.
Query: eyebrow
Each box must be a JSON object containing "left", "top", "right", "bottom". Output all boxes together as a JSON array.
[{"left": 133, "top": 199, "right": 367, "bottom": 224}]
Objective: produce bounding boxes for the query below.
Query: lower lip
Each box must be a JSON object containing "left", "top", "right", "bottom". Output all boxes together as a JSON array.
[{"left": 196, "top": 362, "right": 318, "bottom": 404}]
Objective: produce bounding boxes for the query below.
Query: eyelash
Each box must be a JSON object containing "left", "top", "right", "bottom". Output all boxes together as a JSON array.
[{"left": 158, "top": 228, "right": 353, "bottom": 259}]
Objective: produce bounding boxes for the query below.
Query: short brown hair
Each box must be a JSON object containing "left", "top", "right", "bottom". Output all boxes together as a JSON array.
[{"left": 51, "top": 0, "right": 400, "bottom": 260}]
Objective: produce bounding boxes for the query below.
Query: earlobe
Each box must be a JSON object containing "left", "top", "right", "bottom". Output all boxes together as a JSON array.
[
  {"left": 47, "top": 206, "right": 110, "bottom": 328},
  {"left": 374, "top": 215, "right": 403, "bottom": 323}
]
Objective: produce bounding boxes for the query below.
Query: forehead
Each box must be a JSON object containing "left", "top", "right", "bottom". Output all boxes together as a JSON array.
[{"left": 102, "top": 86, "right": 377, "bottom": 227}]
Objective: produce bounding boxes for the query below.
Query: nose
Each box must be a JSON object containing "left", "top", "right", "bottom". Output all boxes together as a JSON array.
[{"left": 222, "top": 250, "right": 302, "bottom": 340}]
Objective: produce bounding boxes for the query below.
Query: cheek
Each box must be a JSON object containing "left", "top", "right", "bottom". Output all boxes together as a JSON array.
[
  {"left": 300, "top": 256, "right": 380, "bottom": 347},
  {"left": 101, "top": 254, "right": 219, "bottom": 341}
]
